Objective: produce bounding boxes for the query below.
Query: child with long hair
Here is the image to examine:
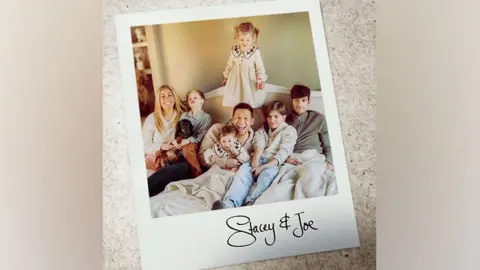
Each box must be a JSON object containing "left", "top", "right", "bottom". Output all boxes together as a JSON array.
[
  {"left": 221, "top": 22, "right": 268, "bottom": 109},
  {"left": 143, "top": 84, "right": 187, "bottom": 175}
]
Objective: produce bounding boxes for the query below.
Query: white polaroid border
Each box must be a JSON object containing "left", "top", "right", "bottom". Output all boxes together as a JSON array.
[{"left": 115, "top": 0, "right": 359, "bottom": 269}]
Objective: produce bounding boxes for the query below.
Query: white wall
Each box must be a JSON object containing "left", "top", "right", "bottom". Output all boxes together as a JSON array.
[{"left": 152, "top": 12, "right": 321, "bottom": 98}]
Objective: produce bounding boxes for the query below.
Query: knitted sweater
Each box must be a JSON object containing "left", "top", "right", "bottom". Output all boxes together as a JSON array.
[
  {"left": 286, "top": 110, "right": 332, "bottom": 164},
  {"left": 198, "top": 122, "right": 255, "bottom": 168},
  {"left": 203, "top": 141, "right": 251, "bottom": 166},
  {"left": 142, "top": 112, "right": 177, "bottom": 154}
]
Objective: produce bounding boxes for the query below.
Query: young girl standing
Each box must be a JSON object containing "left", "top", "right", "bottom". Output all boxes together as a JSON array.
[{"left": 221, "top": 22, "right": 268, "bottom": 109}]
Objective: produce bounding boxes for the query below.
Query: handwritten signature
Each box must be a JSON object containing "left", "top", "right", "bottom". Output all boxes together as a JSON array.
[{"left": 225, "top": 211, "right": 318, "bottom": 247}]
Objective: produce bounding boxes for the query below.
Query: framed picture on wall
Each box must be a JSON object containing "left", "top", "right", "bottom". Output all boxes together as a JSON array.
[
  {"left": 133, "top": 47, "right": 151, "bottom": 71},
  {"left": 131, "top": 26, "right": 147, "bottom": 44}
]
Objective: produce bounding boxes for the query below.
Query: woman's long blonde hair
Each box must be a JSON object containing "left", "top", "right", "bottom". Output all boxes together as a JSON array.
[{"left": 153, "top": 84, "right": 186, "bottom": 134}]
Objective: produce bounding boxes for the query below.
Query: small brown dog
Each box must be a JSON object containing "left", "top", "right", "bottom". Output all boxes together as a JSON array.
[{"left": 154, "top": 119, "right": 194, "bottom": 170}]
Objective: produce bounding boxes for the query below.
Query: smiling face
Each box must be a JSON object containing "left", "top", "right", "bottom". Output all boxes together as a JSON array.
[
  {"left": 187, "top": 91, "right": 204, "bottom": 110},
  {"left": 237, "top": 32, "right": 253, "bottom": 51},
  {"left": 267, "top": 110, "right": 287, "bottom": 130},
  {"left": 159, "top": 88, "right": 174, "bottom": 111},
  {"left": 231, "top": 108, "right": 254, "bottom": 136},
  {"left": 292, "top": 96, "right": 310, "bottom": 115}
]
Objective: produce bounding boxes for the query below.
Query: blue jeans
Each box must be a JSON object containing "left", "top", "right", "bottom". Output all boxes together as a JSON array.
[{"left": 223, "top": 157, "right": 280, "bottom": 207}]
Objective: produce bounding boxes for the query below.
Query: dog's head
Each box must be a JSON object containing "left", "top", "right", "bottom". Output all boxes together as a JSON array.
[
  {"left": 155, "top": 149, "right": 180, "bottom": 169},
  {"left": 175, "top": 119, "right": 194, "bottom": 141},
  {"left": 154, "top": 150, "right": 169, "bottom": 169}
]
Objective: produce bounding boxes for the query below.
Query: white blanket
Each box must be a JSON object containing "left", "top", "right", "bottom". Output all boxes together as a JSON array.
[
  {"left": 254, "top": 150, "right": 338, "bottom": 205},
  {"left": 150, "top": 166, "right": 234, "bottom": 218},
  {"left": 150, "top": 150, "right": 337, "bottom": 218}
]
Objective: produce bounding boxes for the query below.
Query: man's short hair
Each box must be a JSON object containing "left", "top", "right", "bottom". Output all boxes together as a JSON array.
[{"left": 232, "top": 102, "right": 254, "bottom": 117}]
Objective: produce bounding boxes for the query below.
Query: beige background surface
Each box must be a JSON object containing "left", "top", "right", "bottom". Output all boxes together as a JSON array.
[{"left": 103, "top": 0, "right": 376, "bottom": 269}]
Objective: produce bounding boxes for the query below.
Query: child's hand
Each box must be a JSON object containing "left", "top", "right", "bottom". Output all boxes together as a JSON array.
[
  {"left": 257, "top": 78, "right": 264, "bottom": 90},
  {"left": 221, "top": 79, "right": 227, "bottom": 86},
  {"left": 252, "top": 158, "right": 260, "bottom": 169},
  {"left": 286, "top": 157, "right": 302, "bottom": 165},
  {"left": 179, "top": 139, "right": 190, "bottom": 149},
  {"left": 228, "top": 145, "right": 238, "bottom": 155},
  {"left": 160, "top": 143, "right": 174, "bottom": 151},
  {"left": 252, "top": 164, "right": 265, "bottom": 177},
  {"left": 210, "top": 155, "right": 218, "bottom": 164}
]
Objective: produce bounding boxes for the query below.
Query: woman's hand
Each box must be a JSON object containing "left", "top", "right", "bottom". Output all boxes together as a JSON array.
[
  {"left": 171, "top": 139, "right": 179, "bottom": 147},
  {"left": 160, "top": 143, "right": 174, "bottom": 151}
]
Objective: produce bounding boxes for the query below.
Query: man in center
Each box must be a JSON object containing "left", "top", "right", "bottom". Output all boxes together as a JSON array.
[{"left": 198, "top": 102, "right": 256, "bottom": 171}]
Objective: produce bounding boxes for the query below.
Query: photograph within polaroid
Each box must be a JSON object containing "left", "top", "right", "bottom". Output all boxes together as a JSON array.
[{"left": 131, "top": 12, "right": 339, "bottom": 218}]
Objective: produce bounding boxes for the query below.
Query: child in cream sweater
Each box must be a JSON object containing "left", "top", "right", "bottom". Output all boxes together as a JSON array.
[
  {"left": 203, "top": 125, "right": 251, "bottom": 172},
  {"left": 212, "top": 100, "right": 298, "bottom": 209}
]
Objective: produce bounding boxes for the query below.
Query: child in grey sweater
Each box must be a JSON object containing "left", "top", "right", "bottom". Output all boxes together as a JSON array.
[
  {"left": 285, "top": 84, "right": 333, "bottom": 169},
  {"left": 177, "top": 89, "right": 212, "bottom": 177}
]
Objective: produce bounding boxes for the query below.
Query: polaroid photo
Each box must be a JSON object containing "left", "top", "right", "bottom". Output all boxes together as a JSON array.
[{"left": 114, "top": 0, "right": 359, "bottom": 269}]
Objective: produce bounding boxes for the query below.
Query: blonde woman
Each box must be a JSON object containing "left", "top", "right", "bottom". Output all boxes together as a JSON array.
[{"left": 142, "top": 84, "right": 191, "bottom": 197}]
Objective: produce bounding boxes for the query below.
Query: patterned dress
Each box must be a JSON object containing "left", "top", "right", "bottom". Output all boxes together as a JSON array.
[{"left": 222, "top": 45, "right": 268, "bottom": 108}]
